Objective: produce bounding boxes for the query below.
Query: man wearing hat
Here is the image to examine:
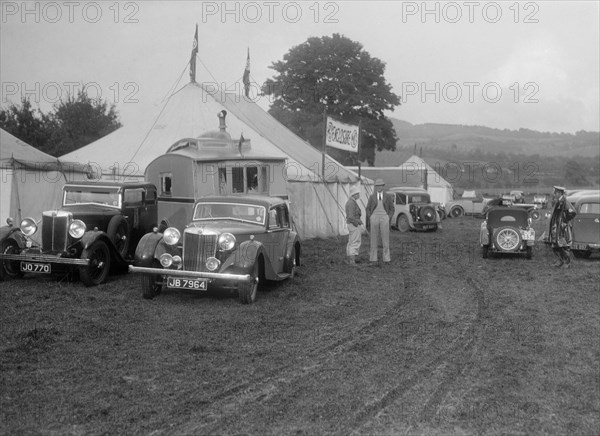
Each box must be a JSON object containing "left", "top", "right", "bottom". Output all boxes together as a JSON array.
[
  {"left": 345, "top": 184, "right": 363, "bottom": 264},
  {"left": 366, "top": 179, "right": 395, "bottom": 263},
  {"left": 549, "top": 186, "right": 577, "bottom": 268}
]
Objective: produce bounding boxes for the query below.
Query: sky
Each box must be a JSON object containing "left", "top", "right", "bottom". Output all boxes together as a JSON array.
[{"left": 1, "top": 1, "right": 599, "bottom": 134}]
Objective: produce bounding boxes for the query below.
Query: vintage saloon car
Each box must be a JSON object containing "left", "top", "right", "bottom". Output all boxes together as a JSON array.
[
  {"left": 389, "top": 187, "right": 442, "bottom": 232},
  {"left": 480, "top": 207, "right": 535, "bottom": 259},
  {"left": 571, "top": 193, "right": 600, "bottom": 258},
  {"left": 129, "top": 195, "right": 301, "bottom": 304},
  {"left": 0, "top": 181, "right": 157, "bottom": 286}
]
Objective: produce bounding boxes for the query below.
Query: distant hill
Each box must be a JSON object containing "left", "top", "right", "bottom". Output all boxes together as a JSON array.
[{"left": 375, "top": 119, "right": 600, "bottom": 166}]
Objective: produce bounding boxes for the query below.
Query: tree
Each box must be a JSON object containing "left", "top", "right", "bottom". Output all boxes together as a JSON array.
[
  {"left": 44, "top": 88, "right": 121, "bottom": 156},
  {"left": 262, "top": 34, "right": 400, "bottom": 166},
  {"left": 0, "top": 98, "right": 54, "bottom": 151},
  {"left": 0, "top": 88, "right": 121, "bottom": 157}
]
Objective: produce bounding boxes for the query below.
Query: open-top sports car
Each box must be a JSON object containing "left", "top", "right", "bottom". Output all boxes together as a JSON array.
[
  {"left": 129, "top": 195, "right": 300, "bottom": 304},
  {"left": 480, "top": 207, "right": 535, "bottom": 259}
]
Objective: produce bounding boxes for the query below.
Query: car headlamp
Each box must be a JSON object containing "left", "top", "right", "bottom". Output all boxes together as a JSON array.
[
  {"left": 172, "top": 255, "right": 182, "bottom": 267},
  {"left": 68, "top": 219, "right": 86, "bottom": 238},
  {"left": 205, "top": 257, "right": 220, "bottom": 271},
  {"left": 218, "top": 233, "right": 236, "bottom": 251},
  {"left": 20, "top": 217, "right": 37, "bottom": 236},
  {"left": 159, "top": 253, "right": 173, "bottom": 267},
  {"left": 163, "top": 227, "right": 181, "bottom": 245}
]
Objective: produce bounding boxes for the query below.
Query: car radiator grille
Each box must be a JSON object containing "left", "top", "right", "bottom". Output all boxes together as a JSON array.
[
  {"left": 183, "top": 233, "right": 217, "bottom": 271},
  {"left": 42, "top": 213, "right": 69, "bottom": 252}
]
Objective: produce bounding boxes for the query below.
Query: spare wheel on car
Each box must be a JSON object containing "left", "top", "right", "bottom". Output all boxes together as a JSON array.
[
  {"left": 492, "top": 226, "right": 522, "bottom": 251},
  {"left": 419, "top": 206, "right": 436, "bottom": 222}
]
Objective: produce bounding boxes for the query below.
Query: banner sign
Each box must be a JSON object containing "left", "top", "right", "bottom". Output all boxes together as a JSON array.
[{"left": 325, "top": 117, "right": 359, "bottom": 153}]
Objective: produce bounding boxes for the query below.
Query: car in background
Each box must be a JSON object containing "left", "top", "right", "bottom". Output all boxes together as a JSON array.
[
  {"left": 129, "top": 195, "right": 300, "bottom": 304},
  {"left": 571, "top": 193, "right": 600, "bottom": 258},
  {"left": 480, "top": 206, "right": 535, "bottom": 259},
  {"left": 482, "top": 197, "right": 542, "bottom": 221},
  {"left": 0, "top": 181, "right": 157, "bottom": 286},
  {"left": 446, "top": 190, "right": 489, "bottom": 218},
  {"left": 533, "top": 194, "right": 549, "bottom": 209},
  {"left": 388, "top": 187, "right": 442, "bottom": 232}
]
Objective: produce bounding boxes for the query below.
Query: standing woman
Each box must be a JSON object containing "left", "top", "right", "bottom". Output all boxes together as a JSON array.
[{"left": 366, "top": 179, "right": 395, "bottom": 263}]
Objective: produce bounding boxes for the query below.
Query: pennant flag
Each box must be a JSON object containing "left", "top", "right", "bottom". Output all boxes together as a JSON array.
[
  {"left": 189, "top": 24, "right": 198, "bottom": 82},
  {"left": 242, "top": 47, "right": 250, "bottom": 97}
]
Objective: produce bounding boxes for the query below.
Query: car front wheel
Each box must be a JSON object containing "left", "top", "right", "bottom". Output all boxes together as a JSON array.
[
  {"left": 396, "top": 214, "right": 410, "bottom": 233},
  {"left": 450, "top": 207, "right": 463, "bottom": 218},
  {"left": 141, "top": 260, "right": 163, "bottom": 299},
  {"left": 79, "top": 240, "right": 110, "bottom": 286},
  {"left": 239, "top": 262, "right": 259, "bottom": 304},
  {"left": 0, "top": 239, "right": 23, "bottom": 280}
]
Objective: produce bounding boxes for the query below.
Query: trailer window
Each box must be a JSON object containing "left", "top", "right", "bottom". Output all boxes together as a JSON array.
[{"left": 160, "top": 173, "right": 172, "bottom": 196}]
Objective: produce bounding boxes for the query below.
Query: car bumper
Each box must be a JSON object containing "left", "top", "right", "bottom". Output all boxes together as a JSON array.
[
  {"left": 572, "top": 242, "right": 600, "bottom": 251},
  {"left": 0, "top": 252, "right": 89, "bottom": 266},
  {"left": 128, "top": 265, "right": 253, "bottom": 283}
]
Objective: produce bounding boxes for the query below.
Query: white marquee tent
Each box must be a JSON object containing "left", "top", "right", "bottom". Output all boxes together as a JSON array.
[
  {"left": 0, "top": 128, "right": 89, "bottom": 224},
  {"left": 61, "top": 82, "right": 369, "bottom": 238}
]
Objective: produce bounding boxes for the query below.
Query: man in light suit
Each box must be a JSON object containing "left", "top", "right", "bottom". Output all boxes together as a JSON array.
[{"left": 366, "top": 179, "right": 395, "bottom": 263}]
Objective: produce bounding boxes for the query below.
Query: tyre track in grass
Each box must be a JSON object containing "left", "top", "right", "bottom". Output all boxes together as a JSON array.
[
  {"left": 346, "top": 266, "right": 489, "bottom": 434},
  {"left": 175, "top": 272, "right": 415, "bottom": 434},
  {"left": 184, "top": 258, "right": 487, "bottom": 435}
]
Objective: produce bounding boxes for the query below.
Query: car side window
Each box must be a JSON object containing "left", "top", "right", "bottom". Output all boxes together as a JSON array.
[
  {"left": 268, "top": 208, "right": 280, "bottom": 229},
  {"left": 280, "top": 206, "right": 290, "bottom": 228},
  {"left": 123, "top": 188, "right": 144, "bottom": 206},
  {"left": 396, "top": 193, "right": 406, "bottom": 205}
]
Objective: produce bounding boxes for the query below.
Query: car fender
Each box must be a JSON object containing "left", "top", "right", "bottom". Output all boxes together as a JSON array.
[
  {"left": 134, "top": 231, "right": 164, "bottom": 266},
  {"left": 80, "top": 230, "right": 112, "bottom": 251},
  {"left": 0, "top": 226, "right": 27, "bottom": 248},
  {"left": 221, "top": 239, "right": 266, "bottom": 275},
  {"left": 480, "top": 224, "right": 490, "bottom": 246}
]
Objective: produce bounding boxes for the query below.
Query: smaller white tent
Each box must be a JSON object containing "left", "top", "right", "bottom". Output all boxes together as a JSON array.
[
  {"left": 0, "top": 129, "right": 89, "bottom": 223},
  {"left": 347, "top": 155, "right": 453, "bottom": 204}
]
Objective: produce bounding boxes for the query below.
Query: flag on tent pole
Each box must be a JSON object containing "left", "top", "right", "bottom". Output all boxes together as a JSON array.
[
  {"left": 243, "top": 47, "right": 250, "bottom": 97},
  {"left": 189, "top": 24, "right": 198, "bottom": 83}
]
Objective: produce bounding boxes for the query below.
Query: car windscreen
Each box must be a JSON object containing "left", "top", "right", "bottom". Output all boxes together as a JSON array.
[
  {"left": 408, "top": 194, "right": 430, "bottom": 203},
  {"left": 63, "top": 187, "right": 121, "bottom": 207},
  {"left": 193, "top": 202, "right": 266, "bottom": 225},
  {"left": 487, "top": 209, "right": 528, "bottom": 227}
]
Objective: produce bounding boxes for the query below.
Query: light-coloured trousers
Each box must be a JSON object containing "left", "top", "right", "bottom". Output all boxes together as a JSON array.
[
  {"left": 346, "top": 223, "right": 362, "bottom": 256},
  {"left": 369, "top": 214, "right": 391, "bottom": 262}
]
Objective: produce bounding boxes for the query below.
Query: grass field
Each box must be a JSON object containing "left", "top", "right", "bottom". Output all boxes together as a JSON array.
[{"left": 1, "top": 216, "right": 599, "bottom": 435}]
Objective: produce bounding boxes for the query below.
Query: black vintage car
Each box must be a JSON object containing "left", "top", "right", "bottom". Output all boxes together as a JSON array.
[
  {"left": 0, "top": 181, "right": 157, "bottom": 286},
  {"left": 129, "top": 195, "right": 301, "bottom": 304},
  {"left": 571, "top": 193, "right": 600, "bottom": 258},
  {"left": 480, "top": 207, "right": 535, "bottom": 259}
]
